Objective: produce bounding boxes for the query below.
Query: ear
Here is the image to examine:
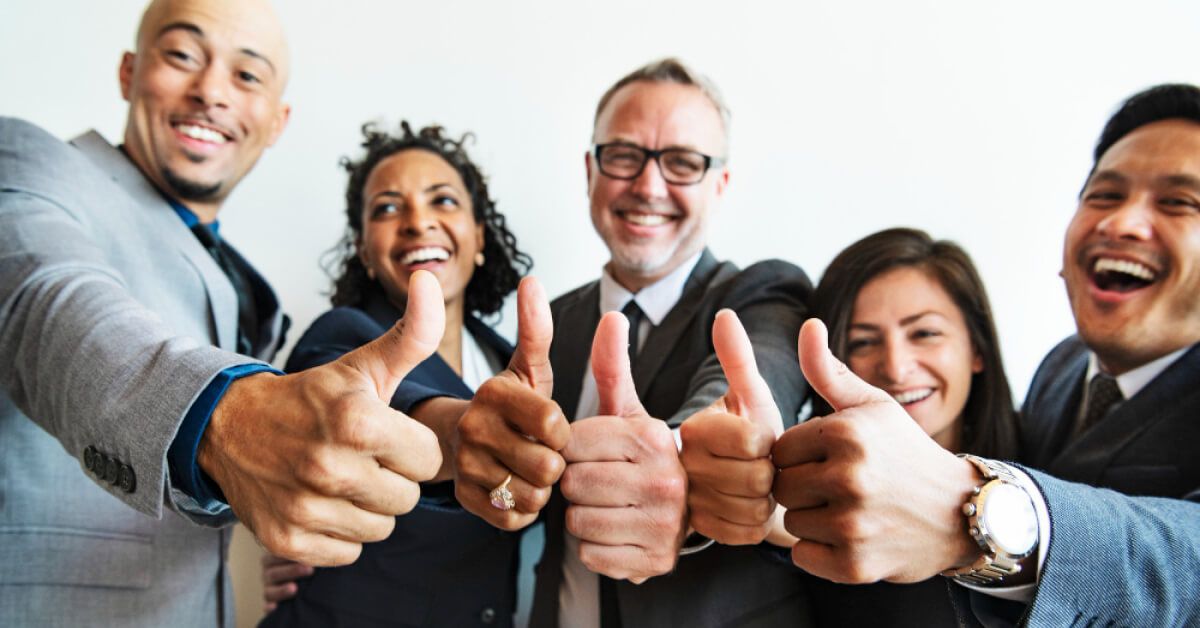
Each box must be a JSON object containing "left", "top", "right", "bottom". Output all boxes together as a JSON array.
[
  {"left": 972, "top": 350, "right": 984, "bottom": 374},
  {"left": 712, "top": 165, "right": 731, "bottom": 199},
  {"left": 584, "top": 150, "right": 595, "bottom": 191},
  {"left": 474, "top": 222, "right": 486, "bottom": 260},
  {"left": 265, "top": 103, "right": 291, "bottom": 147},
  {"left": 119, "top": 52, "right": 135, "bottom": 101},
  {"left": 356, "top": 234, "right": 371, "bottom": 269}
]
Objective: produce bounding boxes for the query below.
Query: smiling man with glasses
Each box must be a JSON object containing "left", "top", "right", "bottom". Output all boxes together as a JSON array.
[{"left": 442, "top": 57, "right": 816, "bottom": 627}]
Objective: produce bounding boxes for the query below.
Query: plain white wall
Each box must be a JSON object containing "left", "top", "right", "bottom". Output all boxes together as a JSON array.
[{"left": 3, "top": 1, "right": 1199, "bottom": 624}]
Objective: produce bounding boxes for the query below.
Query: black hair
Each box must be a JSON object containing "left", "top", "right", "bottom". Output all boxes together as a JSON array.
[
  {"left": 325, "top": 121, "right": 531, "bottom": 316},
  {"left": 1090, "top": 83, "right": 1200, "bottom": 177}
]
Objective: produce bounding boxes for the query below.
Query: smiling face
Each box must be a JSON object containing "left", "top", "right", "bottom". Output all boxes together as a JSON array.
[
  {"left": 119, "top": 0, "right": 290, "bottom": 221},
  {"left": 846, "top": 266, "right": 982, "bottom": 450},
  {"left": 587, "top": 80, "right": 729, "bottom": 292},
  {"left": 358, "top": 149, "right": 484, "bottom": 314},
  {"left": 1063, "top": 119, "right": 1200, "bottom": 374}
]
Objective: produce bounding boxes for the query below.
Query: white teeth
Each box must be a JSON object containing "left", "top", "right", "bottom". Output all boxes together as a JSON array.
[
  {"left": 622, "top": 213, "right": 669, "bottom": 227},
  {"left": 400, "top": 247, "right": 450, "bottom": 265},
  {"left": 892, "top": 388, "right": 933, "bottom": 405},
  {"left": 176, "top": 124, "right": 228, "bottom": 144},
  {"left": 1093, "top": 257, "right": 1155, "bottom": 281}
]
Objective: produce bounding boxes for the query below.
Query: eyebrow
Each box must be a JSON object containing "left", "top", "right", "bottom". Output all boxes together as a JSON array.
[
  {"left": 849, "top": 310, "right": 946, "bottom": 331},
  {"left": 155, "top": 21, "right": 278, "bottom": 77},
  {"left": 1085, "top": 170, "right": 1129, "bottom": 188},
  {"left": 368, "top": 183, "right": 458, "bottom": 203},
  {"left": 1164, "top": 174, "right": 1200, "bottom": 192}
]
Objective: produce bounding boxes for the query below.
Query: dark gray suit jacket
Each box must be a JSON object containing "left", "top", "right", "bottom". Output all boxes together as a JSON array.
[
  {"left": 1011, "top": 337, "right": 1200, "bottom": 626},
  {"left": 0, "top": 118, "right": 284, "bottom": 626},
  {"left": 530, "top": 250, "right": 815, "bottom": 628}
]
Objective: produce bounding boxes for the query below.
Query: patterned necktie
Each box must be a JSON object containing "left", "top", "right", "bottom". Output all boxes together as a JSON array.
[
  {"left": 1081, "top": 372, "right": 1123, "bottom": 433},
  {"left": 190, "top": 224, "right": 259, "bottom": 355}
]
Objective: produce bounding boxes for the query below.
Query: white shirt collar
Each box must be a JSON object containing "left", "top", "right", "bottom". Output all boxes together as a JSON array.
[
  {"left": 597, "top": 251, "right": 704, "bottom": 324},
  {"left": 1085, "top": 345, "right": 1191, "bottom": 400}
]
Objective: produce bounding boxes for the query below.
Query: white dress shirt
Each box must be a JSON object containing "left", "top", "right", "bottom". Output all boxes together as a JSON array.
[{"left": 558, "top": 252, "right": 702, "bottom": 628}]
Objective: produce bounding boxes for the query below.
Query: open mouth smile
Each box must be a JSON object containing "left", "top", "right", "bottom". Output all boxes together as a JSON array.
[
  {"left": 1089, "top": 256, "right": 1158, "bottom": 293},
  {"left": 615, "top": 210, "right": 676, "bottom": 227},
  {"left": 891, "top": 388, "right": 934, "bottom": 406},
  {"left": 172, "top": 120, "right": 234, "bottom": 145},
  {"left": 397, "top": 246, "right": 451, "bottom": 268}
]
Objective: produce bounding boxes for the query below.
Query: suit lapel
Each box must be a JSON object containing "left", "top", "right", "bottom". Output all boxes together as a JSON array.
[
  {"left": 70, "top": 131, "right": 239, "bottom": 352},
  {"left": 1056, "top": 343, "right": 1200, "bottom": 483},
  {"left": 551, "top": 283, "right": 600, "bottom": 420},
  {"left": 1027, "top": 352, "right": 1088, "bottom": 469},
  {"left": 633, "top": 250, "right": 724, "bottom": 398}
]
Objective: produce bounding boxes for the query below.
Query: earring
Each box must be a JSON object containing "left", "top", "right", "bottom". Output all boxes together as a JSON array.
[
  {"left": 366, "top": 266, "right": 376, "bottom": 280},
  {"left": 474, "top": 252, "right": 485, "bottom": 267}
]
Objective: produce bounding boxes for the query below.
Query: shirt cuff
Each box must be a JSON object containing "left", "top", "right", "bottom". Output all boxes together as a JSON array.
[
  {"left": 167, "top": 363, "right": 282, "bottom": 513},
  {"left": 955, "top": 461, "right": 1052, "bottom": 603}
]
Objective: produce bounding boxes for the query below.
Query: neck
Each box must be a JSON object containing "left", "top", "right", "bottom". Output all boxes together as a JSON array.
[
  {"left": 438, "top": 299, "right": 467, "bottom": 376},
  {"left": 608, "top": 258, "right": 686, "bottom": 294},
  {"left": 183, "top": 200, "right": 221, "bottom": 224}
]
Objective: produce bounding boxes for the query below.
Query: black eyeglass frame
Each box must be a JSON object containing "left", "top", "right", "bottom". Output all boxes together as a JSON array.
[{"left": 592, "top": 142, "right": 725, "bottom": 186}]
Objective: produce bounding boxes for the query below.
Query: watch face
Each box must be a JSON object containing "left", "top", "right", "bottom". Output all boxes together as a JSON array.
[{"left": 981, "top": 482, "right": 1038, "bottom": 556}]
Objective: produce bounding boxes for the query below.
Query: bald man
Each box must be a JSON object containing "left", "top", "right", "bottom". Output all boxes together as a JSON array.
[{"left": 0, "top": 1, "right": 442, "bottom": 625}]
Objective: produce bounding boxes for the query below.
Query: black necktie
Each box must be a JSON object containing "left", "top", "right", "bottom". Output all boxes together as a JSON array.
[
  {"left": 1080, "top": 372, "right": 1122, "bottom": 433},
  {"left": 190, "top": 224, "right": 259, "bottom": 355},
  {"left": 597, "top": 301, "right": 644, "bottom": 628},
  {"left": 621, "top": 299, "right": 645, "bottom": 363}
]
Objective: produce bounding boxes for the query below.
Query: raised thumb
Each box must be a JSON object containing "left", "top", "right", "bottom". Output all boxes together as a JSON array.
[
  {"left": 591, "top": 311, "right": 647, "bottom": 418},
  {"left": 342, "top": 269, "right": 445, "bottom": 399},
  {"left": 507, "top": 276, "right": 554, "bottom": 396},
  {"left": 798, "top": 317, "right": 891, "bottom": 412},
  {"left": 712, "top": 309, "right": 781, "bottom": 436}
]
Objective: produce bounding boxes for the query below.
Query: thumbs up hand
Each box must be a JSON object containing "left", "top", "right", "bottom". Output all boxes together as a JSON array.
[
  {"left": 680, "top": 310, "right": 785, "bottom": 546},
  {"left": 199, "top": 271, "right": 447, "bottom": 567},
  {"left": 454, "top": 276, "right": 570, "bottom": 530},
  {"left": 771, "top": 319, "right": 983, "bottom": 584},
  {"left": 561, "top": 311, "right": 688, "bottom": 582}
]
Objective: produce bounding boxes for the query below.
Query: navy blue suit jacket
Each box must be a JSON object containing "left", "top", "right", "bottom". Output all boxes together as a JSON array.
[
  {"left": 1006, "top": 336, "right": 1200, "bottom": 626},
  {"left": 260, "top": 291, "right": 520, "bottom": 628}
]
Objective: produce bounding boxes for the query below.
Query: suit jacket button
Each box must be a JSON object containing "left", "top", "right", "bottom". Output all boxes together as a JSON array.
[
  {"left": 104, "top": 456, "right": 120, "bottom": 484},
  {"left": 118, "top": 464, "right": 137, "bottom": 493},
  {"left": 480, "top": 608, "right": 496, "bottom": 624}
]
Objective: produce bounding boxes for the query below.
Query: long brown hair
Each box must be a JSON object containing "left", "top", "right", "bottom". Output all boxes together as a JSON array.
[{"left": 810, "top": 228, "right": 1019, "bottom": 459}]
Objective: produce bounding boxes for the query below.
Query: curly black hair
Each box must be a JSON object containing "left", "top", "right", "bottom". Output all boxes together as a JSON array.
[{"left": 324, "top": 121, "right": 532, "bottom": 316}]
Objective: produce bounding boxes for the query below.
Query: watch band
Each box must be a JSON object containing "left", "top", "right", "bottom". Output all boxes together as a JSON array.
[{"left": 941, "top": 454, "right": 1035, "bottom": 586}]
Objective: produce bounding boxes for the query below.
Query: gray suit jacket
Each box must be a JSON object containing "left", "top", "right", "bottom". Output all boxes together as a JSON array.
[
  {"left": 0, "top": 118, "right": 284, "bottom": 627},
  {"left": 1011, "top": 337, "right": 1200, "bottom": 626},
  {"left": 530, "top": 251, "right": 816, "bottom": 627}
]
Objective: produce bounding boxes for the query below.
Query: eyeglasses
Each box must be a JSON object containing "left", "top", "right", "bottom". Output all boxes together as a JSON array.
[{"left": 593, "top": 143, "right": 725, "bottom": 186}]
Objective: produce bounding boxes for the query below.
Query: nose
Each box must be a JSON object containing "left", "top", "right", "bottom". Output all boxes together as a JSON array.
[
  {"left": 879, "top": 337, "right": 916, "bottom": 385},
  {"left": 188, "top": 63, "right": 232, "bottom": 110},
  {"left": 1096, "top": 193, "right": 1154, "bottom": 241},
  {"left": 400, "top": 201, "right": 437, "bottom": 235},
  {"left": 629, "top": 156, "right": 670, "bottom": 200}
]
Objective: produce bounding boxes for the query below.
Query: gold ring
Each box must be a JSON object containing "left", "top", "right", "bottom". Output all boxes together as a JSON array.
[{"left": 489, "top": 474, "right": 515, "bottom": 511}]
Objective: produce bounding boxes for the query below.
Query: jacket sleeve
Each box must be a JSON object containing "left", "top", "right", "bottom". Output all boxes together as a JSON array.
[
  {"left": 667, "top": 259, "right": 812, "bottom": 429},
  {"left": 0, "top": 120, "right": 251, "bottom": 523},
  {"left": 1021, "top": 468, "right": 1200, "bottom": 626}
]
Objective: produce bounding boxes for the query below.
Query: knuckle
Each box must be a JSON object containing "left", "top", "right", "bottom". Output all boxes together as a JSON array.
[
  {"left": 457, "top": 410, "right": 490, "bottom": 445},
  {"left": 454, "top": 447, "right": 488, "bottom": 483},
  {"left": 564, "top": 506, "right": 585, "bottom": 538},
  {"left": 748, "top": 461, "right": 776, "bottom": 496},
  {"left": 530, "top": 452, "right": 565, "bottom": 486},
  {"left": 645, "top": 470, "right": 687, "bottom": 503},
  {"left": 392, "top": 480, "right": 422, "bottom": 514}
]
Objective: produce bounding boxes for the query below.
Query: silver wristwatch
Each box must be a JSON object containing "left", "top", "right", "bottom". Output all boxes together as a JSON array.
[{"left": 941, "top": 454, "right": 1038, "bottom": 586}]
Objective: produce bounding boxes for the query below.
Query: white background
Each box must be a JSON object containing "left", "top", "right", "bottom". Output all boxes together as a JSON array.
[{"left": 3, "top": 1, "right": 1199, "bottom": 624}]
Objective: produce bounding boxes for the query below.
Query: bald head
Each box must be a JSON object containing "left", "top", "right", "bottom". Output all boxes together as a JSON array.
[
  {"left": 120, "top": 0, "right": 292, "bottom": 221},
  {"left": 135, "top": 0, "right": 290, "bottom": 89}
]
